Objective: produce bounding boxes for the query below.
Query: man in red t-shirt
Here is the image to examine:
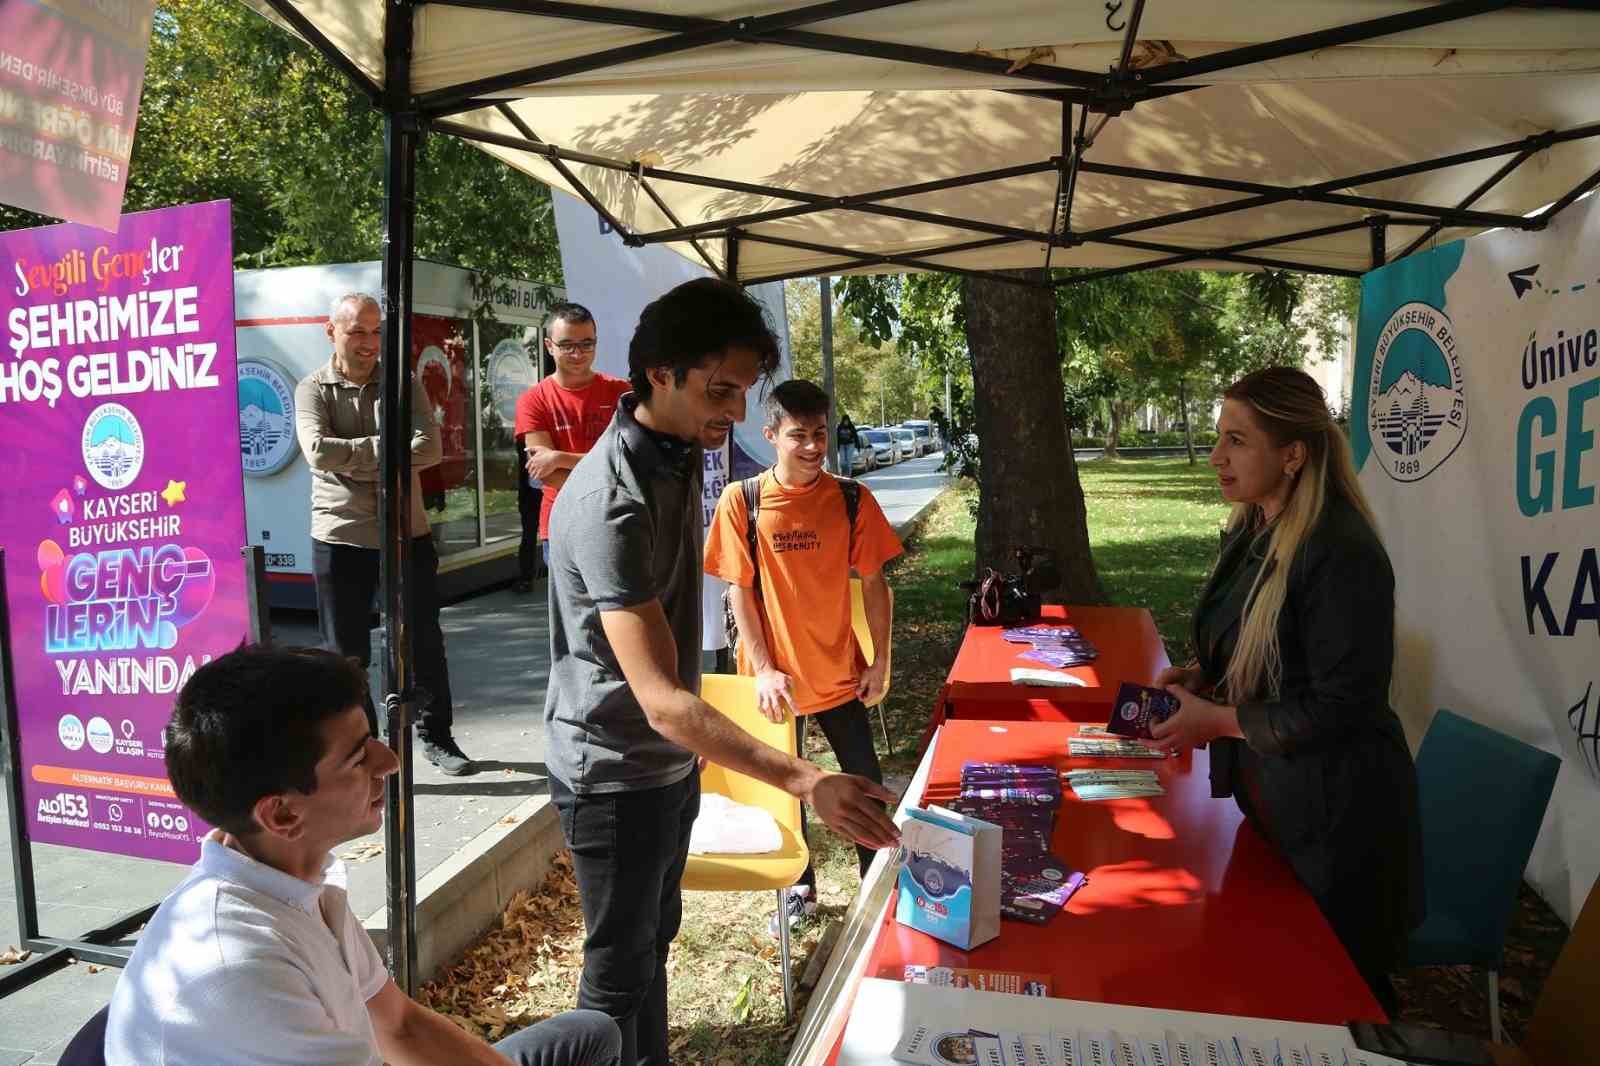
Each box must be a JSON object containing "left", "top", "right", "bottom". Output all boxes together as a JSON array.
[{"left": 513, "top": 303, "right": 631, "bottom": 568}]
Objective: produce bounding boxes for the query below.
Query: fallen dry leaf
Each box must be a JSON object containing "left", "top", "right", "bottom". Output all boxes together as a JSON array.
[
  {"left": 339, "top": 842, "right": 385, "bottom": 863},
  {"left": 0, "top": 946, "right": 32, "bottom": 965}
]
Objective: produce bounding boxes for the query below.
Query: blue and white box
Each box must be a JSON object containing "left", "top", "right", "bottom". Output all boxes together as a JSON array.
[{"left": 895, "top": 804, "right": 1001, "bottom": 951}]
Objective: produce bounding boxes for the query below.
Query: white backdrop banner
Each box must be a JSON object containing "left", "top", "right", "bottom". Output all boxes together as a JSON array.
[
  {"left": 552, "top": 190, "right": 793, "bottom": 651},
  {"left": 1352, "top": 193, "right": 1600, "bottom": 922}
]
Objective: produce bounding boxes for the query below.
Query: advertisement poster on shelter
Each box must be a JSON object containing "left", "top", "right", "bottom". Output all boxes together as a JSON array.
[
  {"left": 0, "top": 0, "right": 158, "bottom": 230},
  {"left": 1353, "top": 191, "right": 1600, "bottom": 922},
  {"left": 0, "top": 199, "right": 248, "bottom": 863}
]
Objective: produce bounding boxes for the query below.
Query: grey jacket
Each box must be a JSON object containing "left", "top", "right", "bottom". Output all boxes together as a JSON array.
[{"left": 294, "top": 360, "right": 440, "bottom": 548}]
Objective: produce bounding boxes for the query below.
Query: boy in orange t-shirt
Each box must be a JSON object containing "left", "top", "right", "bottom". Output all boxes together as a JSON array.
[{"left": 704, "top": 379, "right": 902, "bottom": 931}]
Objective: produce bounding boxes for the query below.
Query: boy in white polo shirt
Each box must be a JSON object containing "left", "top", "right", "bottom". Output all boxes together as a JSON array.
[{"left": 104, "top": 645, "right": 619, "bottom": 1066}]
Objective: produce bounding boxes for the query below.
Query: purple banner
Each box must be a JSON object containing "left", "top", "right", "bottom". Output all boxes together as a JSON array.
[
  {"left": 0, "top": 0, "right": 156, "bottom": 231},
  {"left": 0, "top": 200, "right": 245, "bottom": 863}
]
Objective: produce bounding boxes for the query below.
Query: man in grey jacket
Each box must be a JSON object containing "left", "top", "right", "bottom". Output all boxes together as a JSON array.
[{"left": 294, "top": 293, "right": 474, "bottom": 776}]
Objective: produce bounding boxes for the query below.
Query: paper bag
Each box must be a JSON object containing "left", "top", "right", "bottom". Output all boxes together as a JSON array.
[{"left": 895, "top": 804, "right": 1001, "bottom": 951}]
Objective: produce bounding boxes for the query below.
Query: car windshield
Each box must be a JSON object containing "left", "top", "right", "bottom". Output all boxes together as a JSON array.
[{"left": 865, "top": 431, "right": 891, "bottom": 443}]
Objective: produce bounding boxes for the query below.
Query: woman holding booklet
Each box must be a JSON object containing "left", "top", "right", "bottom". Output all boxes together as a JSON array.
[{"left": 1147, "top": 367, "right": 1424, "bottom": 1012}]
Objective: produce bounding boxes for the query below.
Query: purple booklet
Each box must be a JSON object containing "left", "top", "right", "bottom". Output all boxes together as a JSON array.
[
  {"left": 1107, "top": 682, "right": 1180, "bottom": 739},
  {"left": 960, "top": 784, "right": 1061, "bottom": 807},
  {"left": 961, "top": 761, "right": 1059, "bottom": 782},
  {"left": 1000, "top": 852, "right": 1086, "bottom": 924},
  {"left": 1001, "top": 624, "right": 1081, "bottom": 643},
  {"left": 1000, "top": 830, "right": 1054, "bottom": 868},
  {"left": 1020, "top": 647, "right": 1098, "bottom": 668}
]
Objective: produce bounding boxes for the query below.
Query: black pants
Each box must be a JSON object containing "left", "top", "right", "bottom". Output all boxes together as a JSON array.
[
  {"left": 517, "top": 443, "right": 542, "bottom": 582},
  {"left": 551, "top": 773, "right": 700, "bottom": 1066},
  {"left": 310, "top": 536, "right": 453, "bottom": 740},
  {"left": 796, "top": 697, "right": 883, "bottom": 889},
  {"left": 493, "top": 1009, "right": 621, "bottom": 1066}
]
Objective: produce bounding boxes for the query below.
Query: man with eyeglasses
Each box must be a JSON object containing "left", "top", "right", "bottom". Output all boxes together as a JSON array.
[
  {"left": 294, "top": 293, "right": 476, "bottom": 777},
  {"left": 514, "top": 303, "right": 630, "bottom": 574}
]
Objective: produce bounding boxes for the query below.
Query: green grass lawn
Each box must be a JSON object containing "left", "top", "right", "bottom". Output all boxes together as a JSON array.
[{"left": 1078, "top": 457, "right": 1232, "bottom": 657}]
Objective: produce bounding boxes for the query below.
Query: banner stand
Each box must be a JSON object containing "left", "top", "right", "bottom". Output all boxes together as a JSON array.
[{"left": 0, "top": 546, "right": 271, "bottom": 998}]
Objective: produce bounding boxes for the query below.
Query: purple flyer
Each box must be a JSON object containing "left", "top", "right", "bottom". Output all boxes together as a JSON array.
[
  {"left": 1108, "top": 682, "right": 1180, "bottom": 739},
  {"left": 0, "top": 201, "right": 247, "bottom": 864},
  {"left": 1001, "top": 853, "right": 1087, "bottom": 924}
]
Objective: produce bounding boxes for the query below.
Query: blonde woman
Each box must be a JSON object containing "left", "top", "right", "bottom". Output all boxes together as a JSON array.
[{"left": 1151, "top": 367, "right": 1423, "bottom": 1012}]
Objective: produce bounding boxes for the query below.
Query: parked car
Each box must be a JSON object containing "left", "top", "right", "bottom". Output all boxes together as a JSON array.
[
  {"left": 861, "top": 428, "right": 898, "bottom": 466},
  {"left": 848, "top": 430, "right": 876, "bottom": 474},
  {"left": 901, "top": 419, "right": 938, "bottom": 454},
  {"left": 889, "top": 427, "right": 918, "bottom": 460}
]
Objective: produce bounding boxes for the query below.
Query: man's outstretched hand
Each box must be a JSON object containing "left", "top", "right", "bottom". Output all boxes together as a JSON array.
[{"left": 806, "top": 773, "right": 900, "bottom": 849}]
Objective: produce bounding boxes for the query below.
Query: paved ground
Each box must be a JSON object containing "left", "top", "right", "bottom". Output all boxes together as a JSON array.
[{"left": 0, "top": 452, "right": 949, "bottom": 1063}]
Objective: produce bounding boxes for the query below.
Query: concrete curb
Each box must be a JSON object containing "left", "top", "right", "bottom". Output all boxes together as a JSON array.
[
  {"left": 363, "top": 792, "right": 564, "bottom": 982},
  {"left": 892, "top": 485, "right": 947, "bottom": 539}
]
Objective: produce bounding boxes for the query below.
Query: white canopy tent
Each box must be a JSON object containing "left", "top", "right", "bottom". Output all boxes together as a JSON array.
[
  {"left": 245, "top": 0, "right": 1600, "bottom": 286},
  {"left": 232, "top": 0, "right": 1600, "bottom": 989}
]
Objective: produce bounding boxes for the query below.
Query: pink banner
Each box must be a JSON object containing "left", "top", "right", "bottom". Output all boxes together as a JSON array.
[{"left": 0, "top": 0, "right": 155, "bottom": 231}]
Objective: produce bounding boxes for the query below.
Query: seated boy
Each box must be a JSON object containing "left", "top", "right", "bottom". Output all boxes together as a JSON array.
[{"left": 105, "top": 644, "right": 620, "bottom": 1066}]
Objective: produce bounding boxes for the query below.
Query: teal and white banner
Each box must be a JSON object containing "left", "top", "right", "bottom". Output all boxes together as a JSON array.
[{"left": 1353, "top": 194, "right": 1600, "bottom": 922}]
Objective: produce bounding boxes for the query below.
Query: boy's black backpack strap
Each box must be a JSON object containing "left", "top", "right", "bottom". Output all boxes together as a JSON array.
[
  {"left": 742, "top": 472, "right": 764, "bottom": 598},
  {"left": 836, "top": 476, "right": 861, "bottom": 556}
]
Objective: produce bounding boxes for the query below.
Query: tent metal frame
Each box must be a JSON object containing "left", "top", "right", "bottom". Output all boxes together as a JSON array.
[{"left": 249, "top": 0, "right": 1600, "bottom": 993}]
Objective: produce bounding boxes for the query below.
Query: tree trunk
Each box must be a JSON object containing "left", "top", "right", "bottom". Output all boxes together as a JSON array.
[
  {"left": 1104, "top": 400, "right": 1122, "bottom": 459},
  {"left": 1179, "top": 378, "right": 1196, "bottom": 465},
  {"left": 961, "top": 271, "right": 1103, "bottom": 604}
]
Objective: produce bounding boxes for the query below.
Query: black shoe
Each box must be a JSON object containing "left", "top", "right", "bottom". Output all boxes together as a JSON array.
[{"left": 422, "top": 736, "right": 476, "bottom": 776}]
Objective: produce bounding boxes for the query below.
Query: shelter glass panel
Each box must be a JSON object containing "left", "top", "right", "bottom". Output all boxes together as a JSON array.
[
  {"left": 412, "top": 314, "right": 480, "bottom": 556},
  {"left": 477, "top": 318, "right": 541, "bottom": 546}
]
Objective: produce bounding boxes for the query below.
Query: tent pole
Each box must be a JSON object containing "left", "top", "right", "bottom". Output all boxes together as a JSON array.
[
  {"left": 1077, "top": 160, "right": 1534, "bottom": 230},
  {"left": 1398, "top": 145, "right": 1540, "bottom": 260},
  {"left": 419, "top": 0, "right": 1102, "bottom": 91},
  {"left": 420, "top": 0, "right": 925, "bottom": 117},
  {"left": 1537, "top": 162, "right": 1600, "bottom": 225},
  {"left": 380, "top": 0, "right": 421, "bottom": 997},
  {"left": 1370, "top": 217, "right": 1389, "bottom": 269},
  {"left": 1135, "top": 0, "right": 1514, "bottom": 87},
  {"left": 821, "top": 275, "right": 837, "bottom": 469},
  {"left": 491, "top": 106, "right": 635, "bottom": 242}
]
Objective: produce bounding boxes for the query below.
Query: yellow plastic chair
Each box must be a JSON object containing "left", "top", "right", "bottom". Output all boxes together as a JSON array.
[
  {"left": 683, "top": 674, "right": 810, "bottom": 1019},
  {"left": 850, "top": 577, "right": 894, "bottom": 753}
]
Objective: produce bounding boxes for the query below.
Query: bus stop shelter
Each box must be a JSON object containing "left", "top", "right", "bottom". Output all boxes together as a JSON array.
[{"left": 236, "top": 0, "right": 1600, "bottom": 992}]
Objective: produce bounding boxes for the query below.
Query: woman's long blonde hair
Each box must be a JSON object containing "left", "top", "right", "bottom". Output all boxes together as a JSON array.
[{"left": 1220, "top": 367, "right": 1380, "bottom": 704}]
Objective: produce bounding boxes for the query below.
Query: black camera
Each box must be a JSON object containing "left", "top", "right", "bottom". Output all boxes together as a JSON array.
[{"left": 961, "top": 546, "right": 1062, "bottom": 626}]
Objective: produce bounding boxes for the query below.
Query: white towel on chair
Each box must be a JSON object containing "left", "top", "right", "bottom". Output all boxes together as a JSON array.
[{"left": 689, "top": 792, "right": 783, "bottom": 855}]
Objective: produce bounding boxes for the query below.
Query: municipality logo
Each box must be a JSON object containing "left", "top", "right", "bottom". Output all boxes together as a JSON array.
[
  {"left": 1367, "top": 301, "right": 1467, "bottom": 482},
  {"left": 81, "top": 402, "right": 144, "bottom": 490},
  {"left": 238, "top": 357, "right": 299, "bottom": 477},
  {"left": 488, "top": 339, "right": 536, "bottom": 427}
]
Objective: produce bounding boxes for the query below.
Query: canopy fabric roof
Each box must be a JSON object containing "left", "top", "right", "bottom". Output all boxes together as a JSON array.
[{"left": 246, "top": 0, "right": 1600, "bottom": 284}]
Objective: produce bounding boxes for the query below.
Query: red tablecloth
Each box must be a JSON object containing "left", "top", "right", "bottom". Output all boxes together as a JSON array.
[
  {"left": 940, "top": 605, "right": 1171, "bottom": 723},
  {"left": 821, "top": 720, "right": 1383, "bottom": 1064}
]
